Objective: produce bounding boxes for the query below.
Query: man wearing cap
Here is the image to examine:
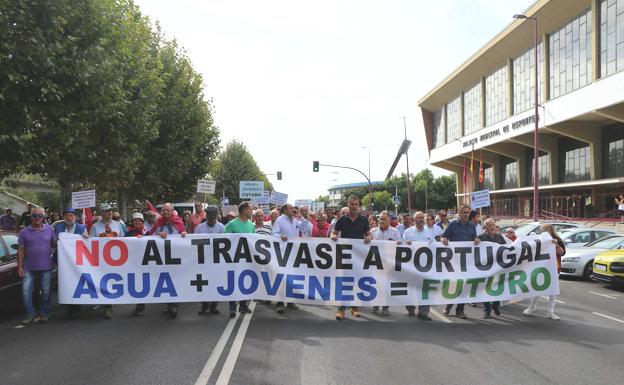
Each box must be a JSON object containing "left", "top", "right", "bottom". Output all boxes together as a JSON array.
[
  {"left": 17, "top": 207, "right": 56, "bottom": 325},
  {"left": 123, "top": 212, "right": 149, "bottom": 316},
  {"left": 0, "top": 207, "right": 17, "bottom": 231},
  {"left": 54, "top": 209, "right": 88, "bottom": 238},
  {"left": 194, "top": 207, "right": 224, "bottom": 316},
  {"left": 125, "top": 212, "right": 148, "bottom": 237},
  {"left": 88, "top": 203, "right": 124, "bottom": 319}
]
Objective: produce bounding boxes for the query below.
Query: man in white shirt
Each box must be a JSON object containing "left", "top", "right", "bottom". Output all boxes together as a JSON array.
[
  {"left": 424, "top": 213, "right": 443, "bottom": 241},
  {"left": 195, "top": 207, "right": 224, "bottom": 315},
  {"left": 401, "top": 211, "right": 433, "bottom": 321},
  {"left": 370, "top": 211, "right": 400, "bottom": 316},
  {"left": 271, "top": 203, "right": 300, "bottom": 313},
  {"left": 297, "top": 206, "right": 314, "bottom": 237}
]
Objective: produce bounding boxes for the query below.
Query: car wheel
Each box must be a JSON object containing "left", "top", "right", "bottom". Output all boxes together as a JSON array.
[{"left": 583, "top": 261, "right": 593, "bottom": 280}]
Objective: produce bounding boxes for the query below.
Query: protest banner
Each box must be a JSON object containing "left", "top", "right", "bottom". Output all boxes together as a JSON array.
[
  {"left": 58, "top": 233, "right": 559, "bottom": 306},
  {"left": 71, "top": 190, "right": 96, "bottom": 209}
]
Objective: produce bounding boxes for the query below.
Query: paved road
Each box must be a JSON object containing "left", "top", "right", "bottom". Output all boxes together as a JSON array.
[{"left": 1, "top": 278, "right": 623, "bottom": 385}]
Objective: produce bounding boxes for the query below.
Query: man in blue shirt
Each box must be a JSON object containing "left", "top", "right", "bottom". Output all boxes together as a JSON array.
[{"left": 440, "top": 205, "right": 479, "bottom": 319}]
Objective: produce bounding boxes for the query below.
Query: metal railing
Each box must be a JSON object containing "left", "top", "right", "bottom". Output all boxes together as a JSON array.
[
  {"left": 538, "top": 210, "right": 573, "bottom": 222},
  {"left": 584, "top": 209, "right": 619, "bottom": 227}
]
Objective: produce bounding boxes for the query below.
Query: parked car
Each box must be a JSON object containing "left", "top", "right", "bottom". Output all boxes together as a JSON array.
[
  {"left": 0, "top": 231, "right": 21, "bottom": 309},
  {"left": 514, "top": 221, "right": 581, "bottom": 237},
  {"left": 560, "top": 235, "right": 624, "bottom": 280},
  {"left": 558, "top": 228, "right": 615, "bottom": 249},
  {"left": 592, "top": 249, "right": 624, "bottom": 287}
]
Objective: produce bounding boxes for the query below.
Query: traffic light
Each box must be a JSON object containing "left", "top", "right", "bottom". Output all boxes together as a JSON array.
[
  {"left": 277, "top": 171, "right": 282, "bottom": 180},
  {"left": 313, "top": 161, "right": 319, "bottom": 172}
]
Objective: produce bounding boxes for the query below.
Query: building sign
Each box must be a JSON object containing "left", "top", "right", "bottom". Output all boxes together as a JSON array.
[{"left": 462, "top": 114, "right": 538, "bottom": 149}]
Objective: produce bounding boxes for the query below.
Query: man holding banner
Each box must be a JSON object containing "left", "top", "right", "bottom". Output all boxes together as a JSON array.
[
  {"left": 441, "top": 205, "right": 478, "bottom": 319},
  {"left": 195, "top": 207, "right": 225, "bottom": 316},
  {"left": 331, "top": 196, "right": 371, "bottom": 320},
  {"left": 272, "top": 203, "right": 301, "bottom": 314}
]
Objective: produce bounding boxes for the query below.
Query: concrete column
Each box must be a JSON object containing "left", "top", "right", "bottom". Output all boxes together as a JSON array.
[
  {"left": 542, "top": 33, "right": 550, "bottom": 102},
  {"left": 507, "top": 57, "right": 514, "bottom": 117},
  {"left": 480, "top": 77, "right": 487, "bottom": 128},
  {"left": 592, "top": 0, "right": 601, "bottom": 81}
]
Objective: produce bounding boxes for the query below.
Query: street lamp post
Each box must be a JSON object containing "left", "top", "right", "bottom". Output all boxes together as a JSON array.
[
  {"left": 513, "top": 14, "right": 540, "bottom": 221},
  {"left": 313, "top": 162, "right": 372, "bottom": 212}
]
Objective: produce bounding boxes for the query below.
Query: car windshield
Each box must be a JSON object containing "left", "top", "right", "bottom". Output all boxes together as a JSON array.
[
  {"left": 514, "top": 224, "right": 537, "bottom": 237},
  {"left": 585, "top": 236, "right": 624, "bottom": 249}
]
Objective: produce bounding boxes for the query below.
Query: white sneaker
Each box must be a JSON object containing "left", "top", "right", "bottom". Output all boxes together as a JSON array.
[
  {"left": 547, "top": 312, "right": 560, "bottom": 321},
  {"left": 523, "top": 308, "right": 535, "bottom": 316}
]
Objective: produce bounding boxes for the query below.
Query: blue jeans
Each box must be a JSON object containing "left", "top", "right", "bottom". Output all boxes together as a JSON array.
[
  {"left": 483, "top": 301, "right": 500, "bottom": 315},
  {"left": 229, "top": 301, "right": 248, "bottom": 311},
  {"left": 22, "top": 270, "right": 52, "bottom": 317}
]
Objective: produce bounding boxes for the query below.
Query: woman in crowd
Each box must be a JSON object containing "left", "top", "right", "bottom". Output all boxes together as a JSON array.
[
  {"left": 523, "top": 224, "right": 565, "bottom": 320},
  {"left": 182, "top": 210, "right": 193, "bottom": 233}
]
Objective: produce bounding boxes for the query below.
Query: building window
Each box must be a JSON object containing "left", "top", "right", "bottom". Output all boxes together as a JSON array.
[
  {"left": 483, "top": 166, "right": 494, "bottom": 190},
  {"left": 549, "top": 8, "right": 592, "bottom": 99},
  {"left": 446, "top": 96, "right": 461, "bottom": 142},
  {"left": 603, "top": 123, "right": 624, "bottom": 177},
  {"left": 502, "top": 160, "right": 518, "bottom": 189},
  {"left": 463, "top": 83, "right": 482, "bottom": 135},
  {"left": 485, "top": 65, "right": 508, "bottom": 126},
  {"left": 513, "top": 43, "right": 544, "bottom": 114},
  {"left": 559, "top": 138, "right": 591, "bottom": 182},
  {"left": 600, "top": 0, "right": 624, "bottom": 77},
  {"left": 526, "top": 151, "right": 551, "bottom": 185},
  {"left": 432, "top": 107, "right": 446, "bottom": 148}
]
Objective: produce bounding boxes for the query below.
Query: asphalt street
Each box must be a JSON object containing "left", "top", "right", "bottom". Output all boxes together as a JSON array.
[{"left": 1, "top": 278, "right": 623, "bottom": 385}]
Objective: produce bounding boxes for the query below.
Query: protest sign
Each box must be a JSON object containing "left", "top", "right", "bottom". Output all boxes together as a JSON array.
[
  {"left": 269, "top": 191, "right": 288, "bottom": 206},
  {"left": 58, "top": 234, "right": 558, "bottom": 306},
  {"left": 71, "top": 190, "right": 96, "bottom": 209},
  {"left": 197, "top": 180, "right": 216, "bottom": 194},
  {"left": 470, "top": 189, "right": 491, "bottom": 209},
  {"left": 295, "top": 199, "right": 313, "bottom": 208},
  {"left": 252, "top": 191, "right": 270, "bottom": 205},
  {"left": 239, "top": 181, "right": 264, "bottom": 199}
]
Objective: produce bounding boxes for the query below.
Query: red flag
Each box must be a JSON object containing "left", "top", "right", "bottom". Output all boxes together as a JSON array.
[
  {"left": 470, "top": 147, "right": 474, "bottom": 173},
  {"left": 478, "top": 152, "right": 484, "bottom": 184},
  {"left": 84, "top": 207, "right": 93, "bottom": 232},
  {"left": 146, "top": 200, "right": 157, "bottom": 213}
]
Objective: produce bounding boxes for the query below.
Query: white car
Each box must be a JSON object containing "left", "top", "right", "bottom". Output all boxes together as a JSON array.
[
  {"left": 513, "top": 221, "right": 581, "bottom": 237},
  {"left": 560, "top": 235, "right": 624, "bottom": 279},
  {"left": 559, "top": 228, "right": 615, "bottom": 249}
]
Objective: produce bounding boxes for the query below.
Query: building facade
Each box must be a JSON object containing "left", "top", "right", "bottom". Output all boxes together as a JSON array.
[
  {"left": 327, "top": 181, "right": 384, "bottom": 208},
  {"left": 419, "top": 0, "right": 624, "bottom": 219}
]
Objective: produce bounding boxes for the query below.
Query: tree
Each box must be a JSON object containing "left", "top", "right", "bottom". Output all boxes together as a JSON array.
[
  {"left": 316, "top": 195, "right": 330, "bottom": 205},
  {"left": 361, "top": 191, "right": 394, "bottom": 211},
  {"left": 210, "top": 140, "right": 273, "bottom": 205}
]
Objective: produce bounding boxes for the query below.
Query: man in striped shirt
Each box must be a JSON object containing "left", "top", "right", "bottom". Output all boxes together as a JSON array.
[{"left": 253, "top": 209, "right": 273, "bottom": 236}]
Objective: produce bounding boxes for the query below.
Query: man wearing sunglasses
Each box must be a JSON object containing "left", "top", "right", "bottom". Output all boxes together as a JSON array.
[
  {"left": 17, "top": 207, "right": 56, "bottom": 325},
  {"left": 435, "top": 209, "right": 450, "bottom": 231}
]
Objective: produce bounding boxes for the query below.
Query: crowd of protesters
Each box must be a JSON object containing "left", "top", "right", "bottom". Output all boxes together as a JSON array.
[{"left": 10, "top": 195, "right": 565, "bottom": 326}]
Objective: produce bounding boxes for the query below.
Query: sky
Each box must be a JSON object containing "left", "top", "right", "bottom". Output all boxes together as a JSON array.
[{"left": 134, "top": 0, "right": 535, "bottom": 203}]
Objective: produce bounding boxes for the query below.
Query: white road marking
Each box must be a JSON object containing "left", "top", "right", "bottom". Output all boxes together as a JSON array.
[
  {"left": 215, "top": 302, "right": 257, "bottom": 385},
  {"left": 541, "top": 296, "right": 565, "bottom": 304},
  {"left": 592, "top": 312, "right": 624, "bottom": 324},
  {"left": 430, "top": 308, "right": 452, "bottom": 324},
  {"left": 194, "top": 313, "right": 240, "bottom": 385},
  {"left": 589, "top": 291, "right": 618, "bottom": 300}
]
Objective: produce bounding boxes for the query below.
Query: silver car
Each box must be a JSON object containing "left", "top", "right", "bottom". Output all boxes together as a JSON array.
[
  {"left": 560, "top": 235, "right": 624, "bottom": 279},
  {"left": 559, "top": 228, "right": 615, "bottom": 249},
  {"left": 513, "top": 221, "right": 581, "bottom": 237}
]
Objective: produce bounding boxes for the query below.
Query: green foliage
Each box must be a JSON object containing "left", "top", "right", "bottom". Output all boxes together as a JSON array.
[
  {"left": 0, "top": 0, "right": 220, "bottom": 205},
  {"left": 210, "top": 140, "right": 273, "bottom": 205},
  {"left": 361, "top": 191, "right": 394, "bottom": 211}
]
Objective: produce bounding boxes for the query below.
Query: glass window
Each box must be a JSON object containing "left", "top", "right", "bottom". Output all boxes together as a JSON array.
[
  {"left": 446, "top": 96, "right": 461, "bottom": 142},
  {"left": 513, "top": 43, "right": 544, "bottom": 114},
  {"left": 559, "top": 138, "right": 591, "bottom": 182},
  {"left": 526, "top": 151, "right": 551, "bottom": 185},
  {"left": 432, "top": 107, "right": 446, "bottom": 148},
  {"left": 550, "top": 8, "right": 592, "bottom": 98},
  {"left": 483, "top": 166, "right": 494, "bottom": 190},
  {"left": 0, "top": 234, "right": 18, "bottom": 262},
  {"left": 463, "top": 83, "right": 482, "bottom": 135},
  {"left": 485, "top": 65, "right": 509, "bottom": 126},
  {"left": 502, "top": 160, "right": 518, "bottom": 189},
  {"left": 601, "top": 0, "right": 624, "bottom": 76},
  {"left": 603, "top": 123, "right": 624, "bottom": 177}
]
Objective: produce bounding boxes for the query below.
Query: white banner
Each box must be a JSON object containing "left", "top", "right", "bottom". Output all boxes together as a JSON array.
[
  {"left": 239, "top": 181, "right": 264, "bottom": 199},
  {"left": 58, "top": 233, "right": 558, "bottom": 306},
  {"left": 252, "top": 190, "right": 270, "bottom": 205},
  {"left": 470, "top": 189, "right": 491, "bottom": 209},
  {"left": 71, "top": 190, "right": 96, "bottom": 209}
]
